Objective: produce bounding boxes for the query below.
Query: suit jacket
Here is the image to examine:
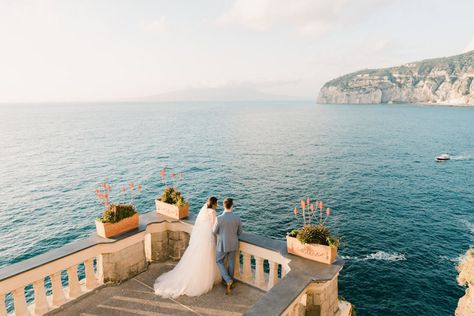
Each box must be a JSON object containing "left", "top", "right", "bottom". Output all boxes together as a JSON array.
[{"left": 213, "top": 211, "right": 242, "bottom": 252}]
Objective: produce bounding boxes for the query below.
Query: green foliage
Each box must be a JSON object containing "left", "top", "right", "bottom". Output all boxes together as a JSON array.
[
  {"left": 100, "top": 204, "right": 136, "bottom": 223},
  {"left": 288, "top": 229, "right": 299, "bottom": 238},
  {"left": 295, "top": 225, "right": 339, "bottom": 247},
  {"left": 160, "top": 187, "right": 188, "bottom": 206}
]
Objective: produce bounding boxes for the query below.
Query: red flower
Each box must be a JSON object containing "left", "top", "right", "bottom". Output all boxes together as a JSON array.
[
  {"left": 138, "top": 184, "right": 142, "bottom": 190},
  {"left": 106, "top": 184, "right": 111, "bottom": 191},
  {"left": 293, "top": 207, "right": 298, "bottom": 215},
  {"left": 320, "top": 201, "right": 324, "bottom": 210},
  {"left": 171, "top": 171, "right": 176, "bottom": 178},
  {"left": 309, "top": 204, "right": 315, "bottom": 211},
  {"left": 160, "top": 168, "right": 165, "bottom": 178},
  {"left": 326, "top": 208, "right": 331, "bottom": 216},
  {"left": 102, "top": 182, "right": 107, "bottom": 189},
  {"left": 300, "top": 200, "right": 306, "bottom": 210},
  {"left": 129, "top": 182, "right": 134, "bottom": 190}
]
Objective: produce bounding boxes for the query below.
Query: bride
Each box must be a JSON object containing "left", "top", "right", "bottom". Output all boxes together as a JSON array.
[{"left": 154, "top": 197, "right": 221, "bottom": 298}]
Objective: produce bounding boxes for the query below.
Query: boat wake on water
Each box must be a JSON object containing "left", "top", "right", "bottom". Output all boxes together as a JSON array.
[
  {"left": 342, "top": 251, "right": 406, "bottom": 262},
  {"left": 450, "top": 153, "right": 474, "bottom": 161}
]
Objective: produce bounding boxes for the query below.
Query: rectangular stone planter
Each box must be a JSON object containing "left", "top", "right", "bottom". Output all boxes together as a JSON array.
[
  {"left": 155, "top": 199, "right": 189, "bottom": 219},
  {"left": 95, "top": 213, "right": 139, "bottom": 238},
  {"left": 286, "top": 236, "right": 337, "bottom": 264}
]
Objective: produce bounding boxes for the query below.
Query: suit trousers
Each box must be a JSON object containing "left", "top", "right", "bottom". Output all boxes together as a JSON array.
[{"left": 216, "top": 250, "right": 236, "bottom": 284}]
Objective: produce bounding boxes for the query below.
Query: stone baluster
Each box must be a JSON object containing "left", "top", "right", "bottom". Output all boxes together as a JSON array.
[
  {"left": 242, "top": 252, "right": 252, "bottom": 281},
  {"left": 50, "top": 272, "right": 66, "bottom": 306},
  {"left": 67, "top": 265, "right": 82, "bottom": 299},
  {"left": 254, "top": 256, "right": 265, "bottom": 287},
  {"left": 234, "top": 251, "right": 241, "bottom": 278},
  {"left": 268, "top": 261, "right": 279, "bottom": 290},
  {"left": 12, "top": 287, "right": 30, "bottom": 316},
  {"left": 286, "top": 303, "right": 296, "bottom": 316},
  {"left": 0, "top": 294, "right": 7, "bottom": 316},
  {"left": 282, "top": 265, "right": 289, "bottom": 278},
  {"left": 84, "top": 258, "right": 98, "bottom": 289},
  {"left": 32, "top": 279, "right": 49, "bottom": 314}
]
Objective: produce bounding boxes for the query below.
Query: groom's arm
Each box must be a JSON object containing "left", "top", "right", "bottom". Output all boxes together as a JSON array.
[
  {"left": 212, "top": 218, "right": 219, "bottom": 234},
  {"left": 237, "top": 218, "right": 242, "bottom": 236}
]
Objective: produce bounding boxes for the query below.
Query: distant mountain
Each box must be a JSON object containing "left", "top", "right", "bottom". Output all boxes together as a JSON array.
[
  {"left": 318, "top": 50, "right": 474, "bottom": 105},
  {"left": 131, "top": 85, "right": 298, "bottom": 102}
]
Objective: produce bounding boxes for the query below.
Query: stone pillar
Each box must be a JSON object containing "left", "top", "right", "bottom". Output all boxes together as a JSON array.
[
  {"left": 12, "top": 288, "right": 30, "bottom": 316},
  {"left": 67, "top": 265, "right": 82, "bottom": 298},
  {"left": 84, "top": 259, "right": 98, "bottom": 289},
  {"left": 0, "top": 294, "right": 7, "bottom": 316},
  {"left": 98, "top": 240, "right": 147, "bottom": 284},
  {"left": 50, "top": 272, "right": 67, "bottom": 306},
  {"left": 32, "top": 279, "right": 49, "bottom": 314},
  {"left": 305, "top": 274, "right": 339, "bottom": 316}
]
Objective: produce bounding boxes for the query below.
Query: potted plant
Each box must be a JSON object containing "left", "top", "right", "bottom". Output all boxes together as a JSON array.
[
  {"left": 287, "top": 198, "right": 339, "bottom": 264},
  {"left": 155, "top": 187, "right": 189, "bottom": 219},
  {"left": 94, "top": 182, "right": 140, "bottom": 238}
]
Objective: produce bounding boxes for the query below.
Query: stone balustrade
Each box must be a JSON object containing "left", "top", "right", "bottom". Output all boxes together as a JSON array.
[
  {"left": 234, "top": 237, "right": 290, "bottom": 291},
  {"left": 0, "top": 211, "right": 350, "bottom": 316},
  {"left": 0, "top": 254, "right": 100, "bottom": 316}
]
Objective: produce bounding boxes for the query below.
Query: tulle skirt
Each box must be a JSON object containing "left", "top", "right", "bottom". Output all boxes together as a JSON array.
[{"left": 154, "top": 221, "right": 221, "bottom": 298}]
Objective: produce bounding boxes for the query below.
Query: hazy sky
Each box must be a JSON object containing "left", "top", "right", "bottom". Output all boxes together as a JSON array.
[{"left": 1, "top": 0, "right": 474, "bottom": 102}]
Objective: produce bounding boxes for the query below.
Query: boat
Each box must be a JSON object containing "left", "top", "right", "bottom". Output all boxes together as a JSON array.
[{"left": 436, "top": 154, "right": 450, "bottom": 161}]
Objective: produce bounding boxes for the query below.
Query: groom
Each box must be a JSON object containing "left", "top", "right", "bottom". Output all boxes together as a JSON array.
[{"left": 213, "top": 197, "right": 242, "bottom": 295}]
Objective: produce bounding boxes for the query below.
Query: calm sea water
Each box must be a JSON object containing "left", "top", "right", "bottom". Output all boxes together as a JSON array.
[{"left": 0, "top": 101, "right": 473, "bottom": 315}]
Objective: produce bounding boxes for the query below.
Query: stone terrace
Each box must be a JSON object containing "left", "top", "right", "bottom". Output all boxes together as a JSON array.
[
  {"left": 0, "top": 211, "right": 351, "bottom": 316},
  {"left": 48, "top": 262, "right": 264, "bottom": 316}
]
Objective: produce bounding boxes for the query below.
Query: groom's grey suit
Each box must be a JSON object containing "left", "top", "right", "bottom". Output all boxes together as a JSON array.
[{"left": 213, "top": 211, "right": 242, "bottom": 284}]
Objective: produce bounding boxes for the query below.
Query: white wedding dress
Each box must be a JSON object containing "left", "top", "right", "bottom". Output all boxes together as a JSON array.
[{"left": 154, "top": 204, "right": 221, "bottom": 298}]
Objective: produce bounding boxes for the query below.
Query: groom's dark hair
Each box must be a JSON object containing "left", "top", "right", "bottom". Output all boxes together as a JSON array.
[
  {"left": 223, "top": 198, "right": 233, "bottom": 210},
  {"left": 207, "top": 196, "right": 218, "bottom": 208}
]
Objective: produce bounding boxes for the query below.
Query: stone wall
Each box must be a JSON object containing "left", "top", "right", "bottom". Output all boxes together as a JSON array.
[
  {"left": 304, "top": 274, "right": 339, "bottom": 316},
  {"left": 98, "top": 230, "right": 190, "bottom": 284},
  {"left": 148, "top": 231, "right": 169, "bottom": 262},
  {"left": 148, "top": 230, "right": 190, "bottom": 262},
  {"left": 98, "top": 240, "right": 147, "bottom": 284},
  {"left": 168, "top": 231, "right": 190, "bottom": 261}
]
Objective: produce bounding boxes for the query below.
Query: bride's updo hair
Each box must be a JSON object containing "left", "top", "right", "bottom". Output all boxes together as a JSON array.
[{"left": 207, "top": 197, "right": 218, "bottom": 209}]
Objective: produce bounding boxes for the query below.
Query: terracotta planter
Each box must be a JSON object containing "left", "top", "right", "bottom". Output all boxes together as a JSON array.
[
  {"left": 95, "top": 213, "right": 139, "bottom": 238},
  {"left": 155, "top": 199, "right": 189, "bottom": 219},
  {"left": 286, "top": 236, "right": 337, "bottom": 264}
]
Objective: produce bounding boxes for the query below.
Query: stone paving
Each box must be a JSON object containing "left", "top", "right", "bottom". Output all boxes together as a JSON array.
[{"left": 47, "top": 262, "right": 265, "bottom": 316}]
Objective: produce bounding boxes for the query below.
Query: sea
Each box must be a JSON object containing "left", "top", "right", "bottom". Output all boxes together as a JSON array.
[{"left": 0, "top": 101, "right": 473, "bottom": 315}]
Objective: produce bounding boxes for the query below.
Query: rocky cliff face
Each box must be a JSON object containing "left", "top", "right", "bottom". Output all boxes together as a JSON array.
[
  {"left": 318, "top": 51, "right": 474, "bottom": 105},
  {"left": 456, "top": 250, "right": 474, "bottom": 316}
]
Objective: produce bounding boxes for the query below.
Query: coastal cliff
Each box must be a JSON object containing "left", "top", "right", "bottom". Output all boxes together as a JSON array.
[{"left": 318, "top": 50, "right": 474, "bottom": 105}]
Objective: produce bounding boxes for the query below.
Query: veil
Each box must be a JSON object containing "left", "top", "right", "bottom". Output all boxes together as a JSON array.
[{"left": 154, "top": 202, "right": 220, "bottom": 298}]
